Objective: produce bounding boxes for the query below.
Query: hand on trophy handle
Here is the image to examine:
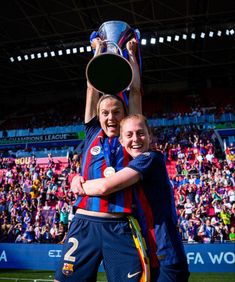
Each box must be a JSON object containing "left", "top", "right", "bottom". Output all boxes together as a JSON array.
[
  {"left": 126, "top": 38, "right": 138, "bottom": 56},
  {"left": 91, "top": 37, "right": 106, "bottom": 56}
]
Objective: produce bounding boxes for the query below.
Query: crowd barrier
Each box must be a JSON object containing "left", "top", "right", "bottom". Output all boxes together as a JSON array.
[{"left": 0, "top": 243, "right": 234, "bottom": 272}]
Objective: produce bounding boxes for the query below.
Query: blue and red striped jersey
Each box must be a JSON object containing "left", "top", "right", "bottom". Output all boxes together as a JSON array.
[{"left": 74, "top": 117, "right": 132, "bottom": 213}]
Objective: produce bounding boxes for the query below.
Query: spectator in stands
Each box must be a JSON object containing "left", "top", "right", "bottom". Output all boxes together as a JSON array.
[
  {"left": 184, "top": 198, "right": 195, "bottom": 217},
  {"left": 215, "top": 221, "right": 229, "bottom": 243},
  {"left": 22, "top": 176, "right": 32, "bottom": 194},
  {"left": 220, "top": 206, "right": 231, "bottom": 226},
  {"left": 20, "top": 224, "right": 35, "bottom": 243},
  {"left": 205, "top": 149, "right": 214, "bottom": 163},
  {"left": 22, "top": 211, "right": 31, "bottom": 229},
  {"left": 0, "top": 193, "right": 6, "bottom": 213},
  {"left": 42, "top": 200, "right": 51, "bottom": 211},
  {"left": 34, "top": 221, "right": 42, "bottom": 242},
  {"left": 186, "top": 186, "right": 196, "bottom": 203},
  {"left": 55, "top": 221, "right": 66, "bottom": 243},
  {"left": 15, "top": 225, "right": 24, "bottom": 243},
  {"left": 35, "top": 206, "right": 44, "bottom": 225},
  {"left": 41, "top": 224, "right": 53, "bottom": 243},
  {"left": 46, "top": 166, "right": 54, "bottom": 180},
  {"left": 179, "top": 214, "right": 190, "bottom": 241},
  {"left": 228, "top": 185, "right": 235, "bottom": 204},
  {"left": 30, "top": 198, "right": 38, "bottom": 217},
  {"left": 229, "top": 226, "right": 235, "bottom": 242},
  {"left": 59, "top": 204, "right": 69, "bottom": 227},
  {"left": 198, "top": 218, "right": 216, "bottom": 243},
  {"left": 0, "top": 217, "right": 11, "bottom": 242},
  {"left": 46, "top": 178, "right": 58, "bottom": 202},
  {"left": 186, "top": 221, "right": 198, "bottom": 243}
]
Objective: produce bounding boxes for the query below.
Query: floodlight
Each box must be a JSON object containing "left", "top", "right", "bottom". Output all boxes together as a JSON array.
[
  {"left": 167, "top": 36, "right": 172, "bottom": 42},
  {"left": 191, "top": 33, "right": 196, "bottom": 39},
  {"left": 200, "top": 32, "right": 205, "bottom": 38},
  {"left": 79, "top": 47, "right": 85, "bottom": 53},
  {"left": 72, "top": 48, "right": 77, "bottom": 54},
  {"left": 141, "top": 39, "right": 147, "bottom": 45},
  {"left": 150, "top": 37, "right": 156, "bottom": 44},
  {"left": 209, "top": 31, "right": 214, "bottom": 37},
  {"left": 174, "top": 35, "right": 180, "bottom": 41}
]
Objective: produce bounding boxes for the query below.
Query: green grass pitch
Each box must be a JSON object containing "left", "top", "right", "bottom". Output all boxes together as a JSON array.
[{"left": 0, "top": 271, "right": 234, "bottom": 282}]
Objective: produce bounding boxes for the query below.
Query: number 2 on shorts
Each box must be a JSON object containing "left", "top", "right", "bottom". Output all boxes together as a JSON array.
[{"left": 64, "top": 237, "right": 79, "bottom": 262}]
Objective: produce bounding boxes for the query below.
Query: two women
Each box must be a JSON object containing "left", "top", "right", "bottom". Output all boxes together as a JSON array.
[
  {"left": 78, "top": 114, "right": 190, "bottom": 282},
  {"left": 55, "top": 36, "right": 145, "bottom": 282}
]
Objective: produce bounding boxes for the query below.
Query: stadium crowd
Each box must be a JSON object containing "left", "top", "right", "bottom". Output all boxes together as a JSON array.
[{"left": 0, "top": 108, "right": 235, "bottom": 245}]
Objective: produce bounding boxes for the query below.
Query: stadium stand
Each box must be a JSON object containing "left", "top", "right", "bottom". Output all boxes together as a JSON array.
[{"left": 0, "top": 101, "right": 234, "bottom": 245}]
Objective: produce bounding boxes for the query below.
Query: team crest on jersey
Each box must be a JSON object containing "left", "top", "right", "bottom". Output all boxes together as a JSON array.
[
  {"left": 62, "top": 263, "right": 74, "bottom": 276},
  {"left": 90, "top": 146, "right": 101, "bottom": 155},
  {"left": 143, "top": 152, "right": 150, "bottom": 156}
]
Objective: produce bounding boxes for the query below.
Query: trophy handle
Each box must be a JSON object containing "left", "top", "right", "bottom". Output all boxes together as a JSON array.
[
  {"left": 103, "top": 40, "right": 123, "bottom": 56},
  {"left": 93, "top": 40, "right": 123, "bottom": 57}
]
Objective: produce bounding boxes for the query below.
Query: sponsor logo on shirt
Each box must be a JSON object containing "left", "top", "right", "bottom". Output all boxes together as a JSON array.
[{"left": 90, "top": 146, "right": 101, "bottom": 155}]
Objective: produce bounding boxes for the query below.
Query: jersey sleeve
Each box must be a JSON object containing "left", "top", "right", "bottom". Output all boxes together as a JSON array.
[{"left": 127, "top": 151, "right": 161, "bottom": 179}]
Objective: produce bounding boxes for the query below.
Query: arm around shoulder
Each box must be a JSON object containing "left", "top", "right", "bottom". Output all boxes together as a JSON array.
[{"left": 83, "top": 167, "right": 141, "bottom": 196}]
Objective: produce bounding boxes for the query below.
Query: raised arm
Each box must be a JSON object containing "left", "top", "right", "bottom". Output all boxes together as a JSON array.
[
  {"left": 84, "top": 37, "right": 104, "bottom": 123},
  {"left": 127, "top": 38, "right": 142, "bottom": 115},
  {"left": 72, "top": 167, "right": 141, "bottom": 196},
  {"left": 84, "top": 83, "right": 99, "bottom": 123}
]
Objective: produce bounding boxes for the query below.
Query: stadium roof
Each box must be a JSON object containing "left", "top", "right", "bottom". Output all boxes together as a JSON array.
[{"left": 0, "top": 0, "right": 234, "bottom": 109}]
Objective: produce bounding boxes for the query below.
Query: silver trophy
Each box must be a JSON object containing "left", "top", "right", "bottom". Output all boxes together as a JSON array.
[{"left": 86, "top": 21, "right": 134, "bottom": 94}]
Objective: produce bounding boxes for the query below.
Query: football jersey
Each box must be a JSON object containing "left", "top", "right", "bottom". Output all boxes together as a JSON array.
[{"left": 128, "top": 151, "right": 187, "bottom": 266}]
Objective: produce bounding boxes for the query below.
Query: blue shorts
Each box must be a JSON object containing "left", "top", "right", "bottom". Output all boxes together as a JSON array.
[{"left": 54, "top": 213, "right": 142, "bottom": 282}]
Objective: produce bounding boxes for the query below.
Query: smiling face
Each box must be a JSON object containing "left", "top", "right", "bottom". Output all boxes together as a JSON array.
[
  {"left": 119, "top": 115, "right": 151, "bottom": 158},
  {"left": 98, "top": 96, "right": 125, "bottom": 137}
]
